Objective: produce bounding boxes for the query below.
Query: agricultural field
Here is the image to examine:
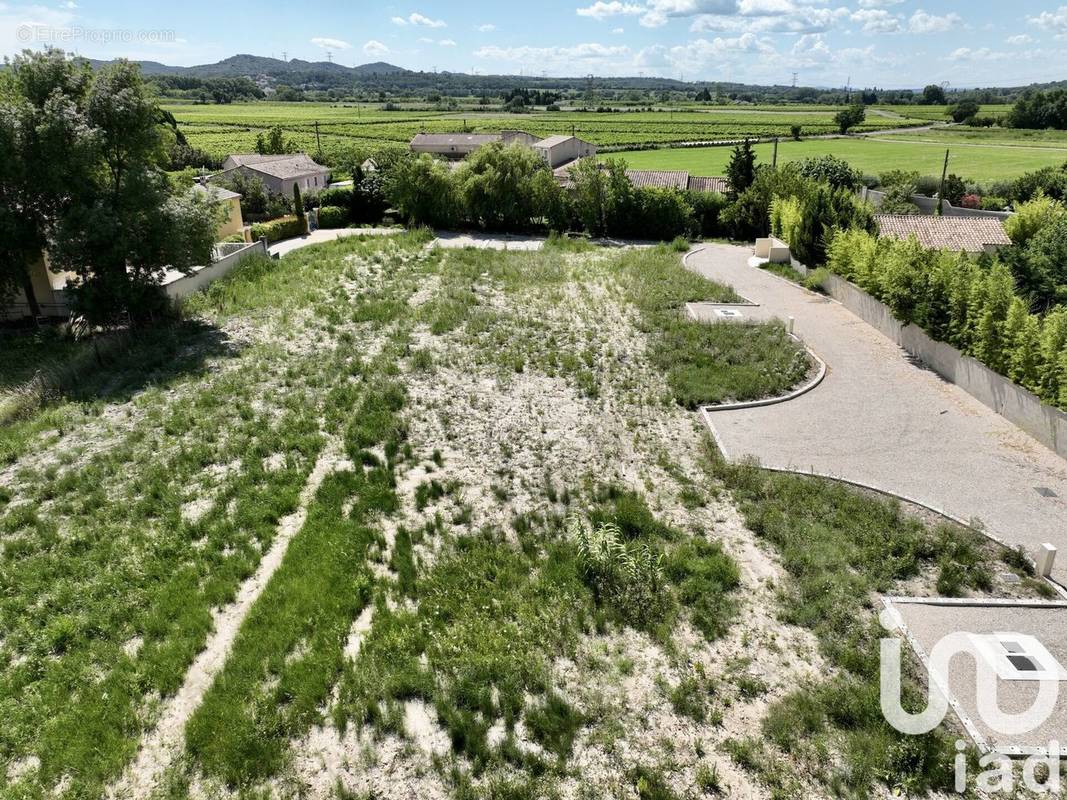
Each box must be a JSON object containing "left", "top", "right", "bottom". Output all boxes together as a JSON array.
[
  {"left": 0, "top": 232, "right": 1038, "bottom": 800},
  {"left": 164, "top": 101, "right": 932, "bottom": 164},
  {"left": 615, "top": 135, "right": 1067, "bottom": 183}
]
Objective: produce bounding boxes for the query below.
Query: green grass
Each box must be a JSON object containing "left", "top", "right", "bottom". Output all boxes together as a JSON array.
[
  {"left": 710, "top": 451, "right": 997, "bottom": 798},
  {"left": 614, "top": 246, "right": 811, "bottom": 407},
  {"left": 614, "top": 136, "right": 1067, "bottom": 183}
]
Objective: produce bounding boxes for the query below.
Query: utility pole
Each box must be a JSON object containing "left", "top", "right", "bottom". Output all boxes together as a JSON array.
[
  {"left": 314, "top": 120, "right": 323, "bottom": 161},
  {"left": 937, "top": 149, "right": 950, "bottom": 216},
  {"left": 792, "top": 72, "right": 798, "bottom": 88},
  {"left": 772, "top": 137, "right": 779, "bottom": 167},
  {"left": 282, "top": 50, "right": 287, "bottom": 62}
]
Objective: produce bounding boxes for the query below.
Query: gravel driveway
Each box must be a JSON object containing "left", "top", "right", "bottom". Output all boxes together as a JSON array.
[{"left": 687, "top": 243, "right": 1067, "bottom": 587}]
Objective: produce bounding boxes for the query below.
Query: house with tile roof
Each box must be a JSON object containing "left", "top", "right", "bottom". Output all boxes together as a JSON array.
[
  {"left": 874, "top": 214, "right": 1011, "bottom": 254},
  {"left": 212, "top": 153, "right": 331, "bottom": 198}
]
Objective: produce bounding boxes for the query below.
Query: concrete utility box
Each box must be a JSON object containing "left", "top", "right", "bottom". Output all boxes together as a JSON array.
[
  {"left": 1036, "top": 544, "right": 1058, "bottom": 578},
  {"left": 755, "top": 237, "right": 791, "bottom": 264}
]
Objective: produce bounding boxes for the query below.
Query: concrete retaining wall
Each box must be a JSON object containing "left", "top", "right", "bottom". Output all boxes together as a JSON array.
[
  {"left": 820, "top": 272, "right": 1067, "bottom": 459},
  {"left": 863, "top": 187, "right": 1013, "bottom": 220},
  {"left": 755, "top": 236, "right": 791, "bottom": 263},
  {"left": 163, "top": 239, "right": 268, "bottom": 301}
]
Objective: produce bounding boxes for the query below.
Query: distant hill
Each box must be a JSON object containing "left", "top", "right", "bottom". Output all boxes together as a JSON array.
[{"left": 89, "top": 54, "right": 407, "bottom": 79}]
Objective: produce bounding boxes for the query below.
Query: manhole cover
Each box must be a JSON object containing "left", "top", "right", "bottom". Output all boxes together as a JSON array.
[{"left": 1035, "top": 487, "right": 1058, "bottom": 498}]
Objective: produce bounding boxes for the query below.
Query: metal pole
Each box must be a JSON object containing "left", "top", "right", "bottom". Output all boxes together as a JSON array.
[
  {"left": 773, "top": 137, "right": 779, "bottom": 168},
  {"left": 937, "top": 148, "right": 950, "bottom": 216}
]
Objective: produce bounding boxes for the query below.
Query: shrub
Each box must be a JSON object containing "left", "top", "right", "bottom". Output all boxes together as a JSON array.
[
  {"left": 879, "top": 183, "right": 922, "bottom": 215},
  {"left": 453, "top": 142, "right": 548, "bottom": 231},
  {"left": 790, "top": 124, "right": 802, "bottom": 141},
  {"left": 1004, "top": 193, "right": 1067, "bottom": 246},
  {"left": 1010, "top": 165, "right": 1067, "bottom": 203},
  {"left": 959, "top": 194, "right": 981, "bottom": 209},
  {"left": 941, "top": 174, "right": 967, "bottom": 206},
  {"left": 770, "top": 195, "right": 803, "bottom": 246},
  {"left": 568, "top": 515, "right": 668, "bottom": 629},
  {"left": 317, "top": 186, "right": 353, "bottom": 210},
  {"left": 250, "top": 215, "right": 307, "bottom": 243},
  {"left": 385, "top": 153, "right": 457, "bottom": 227},
  {"left": 981, "top": 196, "right": 1009, "bottom": 211},
  {"left": 317, "top": 206, "right": 347, "bottom": 229},
  {"left": 633, "top": 186, "right": 696, "bottom": 241},
  {"left": 834, "top": 104, "right": 865, "bottom": 134},
  {"left": 687, "top": 191, "right": 729, "bottom": 238},
  {"left": 794, "top": 154, "right": 860, "bottom": 191}
]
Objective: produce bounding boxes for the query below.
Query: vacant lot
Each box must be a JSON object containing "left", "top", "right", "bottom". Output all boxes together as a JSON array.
[
  {"left": 615, "top": 135, "right": 1067, "bottom": 182},
  {"left": 0, "top": 235, "right": 1040, "bottom": 800}
]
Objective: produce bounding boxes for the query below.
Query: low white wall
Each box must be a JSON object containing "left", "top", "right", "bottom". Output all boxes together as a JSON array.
[
  {"left": 863, "top": 187, "right": 1013, "bottom": 220},
  {"left": 164, "top": 239, "right": 268, "bottom": 301},
  {"left": 820, "top": 272, "right": 1067, "bottom": 459}
]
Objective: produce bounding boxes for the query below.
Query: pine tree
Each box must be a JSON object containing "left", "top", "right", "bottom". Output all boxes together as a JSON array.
[
  {"left": 293, "top": 183, "right": 306, "bottom": 233},
  {"left": 726, "top": 141, "right": 756, "bottom": 199}
]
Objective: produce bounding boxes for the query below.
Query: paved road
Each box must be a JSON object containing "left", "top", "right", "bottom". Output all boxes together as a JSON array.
[
  {"left": 268, "top": 227, "right": 401, "bottom": 257},
  {"left": 687, "top": 244, "right": 1067, "bottom": 586}
]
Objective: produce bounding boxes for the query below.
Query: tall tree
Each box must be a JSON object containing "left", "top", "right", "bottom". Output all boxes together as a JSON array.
[
  {"left": 5, "top": 52, "right": 222, "bottom": 326},
  {"left": 725, "top": 141, "right": 756, "bottom": 199},
  {"left": 923, "top": 84, "right": 947, "bottom": 105},
  {"left": 0, "top": 50, "right": 92, "bottom": 317}
]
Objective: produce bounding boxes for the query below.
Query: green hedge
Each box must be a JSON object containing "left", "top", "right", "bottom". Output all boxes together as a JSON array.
[
  {"left": 827, "top": 229, "right": 1067, "bottom": 409},
  {"left": 249, "top": 215, "right": 307, "bottom": 243},
  {"left": 317, "top": 206, "right": 348, "bottom": 229}
]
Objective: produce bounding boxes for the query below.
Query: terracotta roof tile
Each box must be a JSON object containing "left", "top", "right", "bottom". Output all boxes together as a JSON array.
[{"left": 874, "top": 214, "right": 1011, "bottom": 252}]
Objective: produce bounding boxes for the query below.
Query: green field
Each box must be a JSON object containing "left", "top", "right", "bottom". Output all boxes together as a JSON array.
[
  {"left": 164, "top": 101, "right": 933, "bottom": 163},
  {"left": 614, "top": 136, "right": 1066, "bottom": 183}
]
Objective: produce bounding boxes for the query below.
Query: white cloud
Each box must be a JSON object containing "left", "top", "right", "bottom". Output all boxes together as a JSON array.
[
  {"left": 438, "top": 38, "right": 456, "bottom": 46},
  {"left": 1028, "top": 6, "right": 1067, "bottom": 36},
  {"left": 478, "top": 23, "right": 495, "bottom": 32},
  {"left": 577, "top": 0, "right": 644, "bottom": 20},
  {"left": 948, "top": 47, "right": 1011, "bottom": 62},
  {"left": 791, "top": 32, "right": 833, "bottom": 63},
  {"left": 849, "top": 8, "right": 901, "bottom": 33},
  {"left": 393, "top": 11, "right": 447, "bottom": 28},
  {"left": 1007, "top": 34, "right": 1034, "bottom": 45},
  {"left": 612, "top": 26, "right": 625, "bottom": 33},
  {"left": 363, "top": 39, "right": 390, "bottom": 56},
  {"left": 691, "top": 5, "right": 847, "bottom": 34},
  {"left": 311, "top": 37, "right": 351, "bottom": 50},
  {"left": 907, "top": 9, "right": 961, "bottom": 34},
  {"left": 474, "top": 41, "right": 630, "bottom": 70},
  {"left": 640, "top": 0, "right": 738, "bottom": 28},
  {"left": 855, "top": 0, "right": 903, "bottom": 6}
]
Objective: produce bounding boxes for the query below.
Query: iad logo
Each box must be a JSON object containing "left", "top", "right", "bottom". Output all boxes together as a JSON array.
[{"left": 878, "top": 608, "right": 1067, "bottom": 794}]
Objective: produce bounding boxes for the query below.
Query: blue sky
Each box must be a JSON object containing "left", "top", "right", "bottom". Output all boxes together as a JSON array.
[{"left": 1, "top": 1, "right": 1065, "bottom": 87}]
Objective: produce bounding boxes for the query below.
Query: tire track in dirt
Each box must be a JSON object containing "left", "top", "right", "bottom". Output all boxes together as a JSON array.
[{"left": 108, "top": 435, "right": 348, "bottom": 799}]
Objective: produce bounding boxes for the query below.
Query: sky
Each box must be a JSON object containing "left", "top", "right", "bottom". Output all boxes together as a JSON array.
[{"left": 1, "top": 1, "right": 1065, "bottom": 88}]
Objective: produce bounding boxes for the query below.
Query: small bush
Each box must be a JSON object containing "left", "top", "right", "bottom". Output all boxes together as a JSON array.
[
  {"left": 317, "top": 205, "right": 348, "bottom": 229},
  {"left": 249, "top": 215, "right": 307, "bottom": 243},
  {"left": 568, "top": 514, "right": 668, "bottom": 629}
]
